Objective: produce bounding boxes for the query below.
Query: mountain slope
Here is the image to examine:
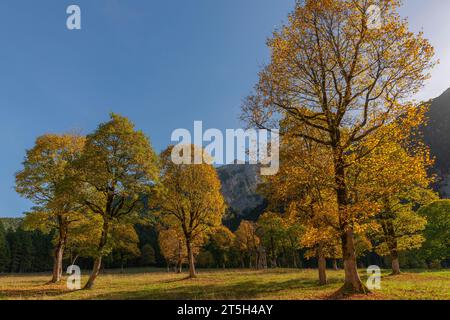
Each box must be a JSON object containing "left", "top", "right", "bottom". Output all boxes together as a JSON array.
[
  {"left": 216, "top": 164, "right": 264, "bottom": 217},
  {"left": 0, "top": 218, "right": 23, "bottom": 231},
  {"left": 424, "top": 88, "right": 450, "bottom": 198}
]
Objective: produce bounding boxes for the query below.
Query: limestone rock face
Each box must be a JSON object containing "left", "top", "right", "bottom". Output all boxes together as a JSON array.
[
  {"left": 423, "top": 88, "right": 450, "bottom": 198},
  {"left": 216, "top": 164, "right": 264, "bottom": 217}
]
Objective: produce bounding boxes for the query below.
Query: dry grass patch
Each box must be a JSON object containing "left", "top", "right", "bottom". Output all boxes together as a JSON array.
[{"left": 0, "top": 268, "right": 448, "bottom": 300}]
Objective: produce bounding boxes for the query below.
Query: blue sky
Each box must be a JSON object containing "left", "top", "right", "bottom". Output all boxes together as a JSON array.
[{"left": 1, "top": 0, "right": 449, "bottom": 217}]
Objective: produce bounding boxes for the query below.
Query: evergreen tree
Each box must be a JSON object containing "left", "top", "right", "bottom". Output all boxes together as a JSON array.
[
  {"left": 140, "top": 244, "right": 156, "bottom": 266},
  {"left": 0, "top": 221, "right": 10, "bottom": 272}
]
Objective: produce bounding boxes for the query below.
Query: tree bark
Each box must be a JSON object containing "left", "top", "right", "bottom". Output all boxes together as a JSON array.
[
  {"left": 318, "top": 244, "right": 327, "bottom": 286},
  {"left": 50, "top": 217, "right": 67, "bottom": 283},
  {"left": 391, "top": 256, "right": 401, "bottom": 275},
  {"left": 51, "top": 240, "right": 65, "bottom": 283},
  {"left": 255, "top": 248, "right": 260, "bottom": 270},
  {"left": 186, "top": 239, "right": 196, "bottom": 278},
  {"left": 84, "top": 256, "right": 103, "bottom": 289},
  {"left": 341, "top": 230, "right": 367, "bottom": 294},
  {"left": 334, "top": 147, "right": 367, "bottom": 294},
  {"left": 390, "top": 247, "right": 401, "bottom": 275},
  {"left": 270, "top": 236, "right": 277, "bottom": 268},
  {"left": 332, "top": 259, "right": 339, "bottom": 271},
  {"left": 386, "top": 220, "right": 401, "bottom": 275},
  {"left": 84, "top": 220, "right": 109, "bottom": 289}
]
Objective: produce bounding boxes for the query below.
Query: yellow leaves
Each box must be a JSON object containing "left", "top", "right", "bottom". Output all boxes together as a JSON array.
[
  {"left": 22, "top": 211, "right": 54, "bottom": 234},
  {"left": 234, "top": 220, "right": 260, "bottom": 252},
  {"left": 158, "top": 228, "right": 187, "bottom": 264},
  {"left": 110, "top": 223, "right": 141, "bottom": 257},
  {"left": 157, "top": 145, "right": 226, "bottom": 241},
  {"left": 16, "top": 134, "right": 85, "bottom": 204}
]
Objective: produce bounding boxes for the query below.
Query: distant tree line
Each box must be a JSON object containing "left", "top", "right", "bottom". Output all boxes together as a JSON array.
[
  {"left": 1, "top": 199, "right": 448, "bottom": 275},
  {"left": 0, "top": 220, "right": 161, "bottom": 273}
]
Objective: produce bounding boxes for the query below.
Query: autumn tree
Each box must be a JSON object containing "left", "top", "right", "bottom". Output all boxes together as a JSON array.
[
  {"left": 356, "top": 131, "right": 437, "bottom": 274},
  {"left": 75, "top": 114, "right": 159, "bottom": 289},
  {"left": 140, "top": 244, "right": 156, "bottom": 266},
  {"left": 418, "top": 200, "right": 450, "bottom": 267},
  {"left": 260, "top": 120, "right": 344, "bottom": 285},
  {"left": 242, "top": 0, "right": 435, "bottom": 293},
  {"left": 206, "top": 226, "right": 236, "bottom": 268},
  {"left": 257, "top": 212, "right": 302, "bottom": 269},
  {"left": 108, "top": 224, "right": 141, "bottom": 272},
  {"left": 15, "top": 134, "right": 85, "bottom": 283},
  {"left": 234, "top": 220, "right": 264, "bottom": 269},
  {"left": 257, "top": 213, "right": 287, "bottom": 268},
  {"left": 196, "top": 250, "right": 215, "bottom": 268},
  {"left": 158, "top": 228, "right": 186, "bottom": 272},
  {"left": 157, "top": 145, "right": 225, "bottom": 278},
  {"left": 64, "top": 213, "right": 103, "bottom": 266}
]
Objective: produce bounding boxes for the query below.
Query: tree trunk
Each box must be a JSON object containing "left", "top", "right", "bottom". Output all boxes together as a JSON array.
[
  {"left": 186, "top": 239, "right": 196, "bottom": 278},
  {"left": 341, "top": 230, "right": 367, "bottom": 294},
  {"left": 390, "top": 249, "right": 401, "bottom": 275},
  {"left": 334, "top": 147, "right": 367, "bottom": 294},
  {"left": 270, "top": 236, "right": 277, "bottom": 268},
  {"left": 318, "top": 244, "right": 327, "bottom": 286},
  {"left": 50, "top": 217, "right": 67, "bottom": 283},
  {"left": 386, "top": 220, "right": 401, "bottom": 275},
  {"left": 51, "top": 238, "right": 65, "bottom": 283},
  {"left": 176, "top": 239, "right": 183, "bottom": 273},
  {"left": 332, "top": 259, "right": 339, "bottom": 271},
  {"left": 84, "top": 220, "right": 109, "bottom": 289},
  {"left": 391, "top": 256, "right": 401, "bottom": 275},
  {"left": 292, "top": 251, "right": 298, "bottom": 269},
  {"left": 84, "top": 256, "right": 102, "bottom": 289}
]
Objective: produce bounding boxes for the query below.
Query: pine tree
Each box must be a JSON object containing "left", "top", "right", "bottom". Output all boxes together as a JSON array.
[{"left": 0, "top": 221, "right": 11, "bottom": 272}]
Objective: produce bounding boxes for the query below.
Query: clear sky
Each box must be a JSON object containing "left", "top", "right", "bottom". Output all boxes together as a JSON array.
[{"left": 1, "top": 0, "right": 449, "bottom": 217}]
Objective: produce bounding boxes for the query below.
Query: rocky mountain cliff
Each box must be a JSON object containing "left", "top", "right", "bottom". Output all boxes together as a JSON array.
[
  {"left": 216, "top": 164, "right": 264, "bottom": 218},
  {"left": 423, "top": 88, "right": 450, "bottom": 198}
]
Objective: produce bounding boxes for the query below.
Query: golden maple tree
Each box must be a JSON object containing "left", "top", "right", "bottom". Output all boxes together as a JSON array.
[
  {"left": 156, "top": 145, "right": 226, "bottom": 278},
  {"left": 234, "top": 220, "right": 264, "bottom": 269},
  {"left": 352, "top": 119, "right": 438, "bottom": 274},
  {"left": 15, "top": 134, "right": 86, "bottom": 283},
  {"left": 242, "top": 0, "right": 435, "bottom": 293},
  {"left": 74, "top": 114, "right": 159, "bottom": 289}
]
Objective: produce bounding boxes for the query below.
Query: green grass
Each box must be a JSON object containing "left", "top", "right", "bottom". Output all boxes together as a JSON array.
[{"left": 0, "top": 268, "right": 449, "bottom": 300}]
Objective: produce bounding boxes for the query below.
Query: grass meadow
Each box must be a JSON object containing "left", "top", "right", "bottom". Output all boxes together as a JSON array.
[{"left": 0, "top": 268, "right": 449, "bottom": 300}]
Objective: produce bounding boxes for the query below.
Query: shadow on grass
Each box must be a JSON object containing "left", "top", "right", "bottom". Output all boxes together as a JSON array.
[
  {"left": 84, "top": 277, "right": 342, "bottom": 300},
  {"left": 0, "top": 269, "right": 347, "bottom": 300},
  {"left": 1, "top": 286, "right": 72, "bottom": 299}
]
